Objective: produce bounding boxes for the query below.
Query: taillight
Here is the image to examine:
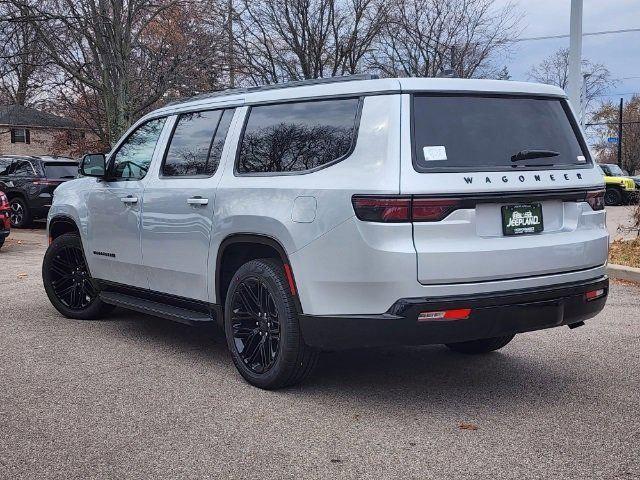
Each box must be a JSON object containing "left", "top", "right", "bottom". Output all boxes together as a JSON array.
[
  {"left": 412, "top": 198, "right": 462, "bottom": 222},
  {"left": 585, "top": 190, "right": 605, "bottom": 211},
  {"left": 352, "top": 196, "right": 462, "bottom": 222},
  {"left": 418, "top": 309, "right": 472, "bottom": 321},
  {"left": 0, "top": 192, "right": 8, "bottom": 209},
  {"left": 584, "top": 288, "right": 606, "bottom": 301},
  {"left": 352, "top": 196, "right": 411, "bottom": 222}
]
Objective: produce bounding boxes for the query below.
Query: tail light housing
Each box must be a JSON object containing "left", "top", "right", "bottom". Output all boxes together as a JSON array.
[
  {"left": 0, "top": 192, "right": 9, "bottom": 210},
  {"left": 585, "top": 190, "right": 605, "bottom": 211},
  {"left": 352, "top": 196, "right": 462, "bottom": 222}
]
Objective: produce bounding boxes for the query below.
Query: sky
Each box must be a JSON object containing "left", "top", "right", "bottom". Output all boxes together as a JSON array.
[{"left": 494, "top": 0, "right": 640, "bottom": 100}]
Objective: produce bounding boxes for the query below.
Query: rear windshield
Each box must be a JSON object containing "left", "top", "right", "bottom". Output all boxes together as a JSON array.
[
  {"left": 412, "top": 95, "right": 588, "bottom": 172},
  {"left": 44, "top": 163, "right": 78, "bottom": 179}
]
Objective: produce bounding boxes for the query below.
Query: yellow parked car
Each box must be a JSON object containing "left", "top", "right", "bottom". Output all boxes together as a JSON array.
[{"left": 597, "top": 163, "right": 638, "bottom": 206}]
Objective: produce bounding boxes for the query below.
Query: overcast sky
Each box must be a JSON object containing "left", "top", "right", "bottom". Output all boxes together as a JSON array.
[{"left": 495, "top": 0, "right": 640, "bottom": 101}]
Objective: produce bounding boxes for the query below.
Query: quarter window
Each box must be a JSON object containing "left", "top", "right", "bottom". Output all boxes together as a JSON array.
[
  {"left": 237, "top": 98, "right": 359, "bottom": 174},
  {"left": 162, "top": 110, "right": 222, "bottom": 177},
  {"left": 110, "top": 117, "right": 166, "bottom": 180}
]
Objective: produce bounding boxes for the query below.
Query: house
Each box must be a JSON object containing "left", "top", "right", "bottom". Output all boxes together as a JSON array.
[{"left": 0, "top": 104, "right": 93, "bottom": 157}]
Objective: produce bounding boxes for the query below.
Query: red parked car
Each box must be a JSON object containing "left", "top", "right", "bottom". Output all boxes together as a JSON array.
[{"left": 0, "top": 191, "right": 10, "bottom": 249}]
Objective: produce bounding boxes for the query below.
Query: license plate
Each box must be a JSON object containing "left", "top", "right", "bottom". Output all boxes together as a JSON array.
[{"left": 501, "top": 203, "right": 544, "bottom": 236}]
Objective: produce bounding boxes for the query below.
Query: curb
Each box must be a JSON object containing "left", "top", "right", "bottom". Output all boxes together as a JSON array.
[{"left": 607, "top": 264, "right": 640, "bottom": 284}]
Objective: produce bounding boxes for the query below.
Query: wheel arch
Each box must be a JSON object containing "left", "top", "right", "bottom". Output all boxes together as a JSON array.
[
  {"left": 48, "top": 215, "right": 80, "bottom": 242},
  {"left": 215, "top": 234, "right": 300, "bottom": 316}
]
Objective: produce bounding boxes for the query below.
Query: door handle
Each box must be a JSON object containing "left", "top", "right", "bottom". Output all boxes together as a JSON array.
[
  {"left": 187, "top": 196, "right": 209, "bottom": 206},
  {"left": 120, "top": 195, "right": 138, "bottom": 204}
]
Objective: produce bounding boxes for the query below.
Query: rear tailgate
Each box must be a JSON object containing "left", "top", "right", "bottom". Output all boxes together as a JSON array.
[{"left": 401, "top": 93, "right": 609, "bottom": 285}]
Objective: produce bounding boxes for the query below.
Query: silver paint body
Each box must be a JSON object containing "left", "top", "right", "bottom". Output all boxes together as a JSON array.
[{"left": 48, "top": 78, "right": 609, "bottom": 315}]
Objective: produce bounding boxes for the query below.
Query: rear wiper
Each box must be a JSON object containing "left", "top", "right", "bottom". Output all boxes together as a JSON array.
[{"left": 511, "top": 150, "right": 560, "bottom": 162}]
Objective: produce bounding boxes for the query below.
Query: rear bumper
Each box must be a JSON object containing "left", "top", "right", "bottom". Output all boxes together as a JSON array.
[{"left": 299, "top": 276, "right": 609, "bottom": 350}]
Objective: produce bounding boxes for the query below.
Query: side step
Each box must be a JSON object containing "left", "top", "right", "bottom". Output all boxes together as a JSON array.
[{"left": 99, "top": 291, "right": 215, "bottom": 325}]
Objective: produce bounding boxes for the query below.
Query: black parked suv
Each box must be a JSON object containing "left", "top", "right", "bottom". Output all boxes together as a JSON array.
[{"left": 0, "top": 155, "right": 78, "bottom": 228}]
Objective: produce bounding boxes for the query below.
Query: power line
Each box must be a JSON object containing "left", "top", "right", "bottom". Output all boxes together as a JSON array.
[{"left": 513, "top": 27, "right": 640, "bottom": 43}]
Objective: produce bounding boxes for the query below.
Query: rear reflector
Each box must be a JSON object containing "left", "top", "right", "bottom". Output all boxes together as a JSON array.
[
  {"left": 418, "top": 308, "right": 471, "bottom": 321},
  {"left": 352, "top": 196, "right": 462, "bottom": 222},
  {"left": 584, "top": 289, "right": 605, "bottom": 301}
]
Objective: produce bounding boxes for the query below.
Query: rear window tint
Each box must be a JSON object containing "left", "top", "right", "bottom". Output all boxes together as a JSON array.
[
  {"left": 237, "top": 98, "right": 359, "bottom": 174},
  {"left": 44, "top": 163, "right": 78, "bottom": 178},
  {"left": 412, "top": 95, "right": 588, "bottom": 171}
]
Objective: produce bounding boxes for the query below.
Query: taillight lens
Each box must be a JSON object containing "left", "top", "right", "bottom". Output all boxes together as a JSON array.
[
  {"left": 412, "top": 198, "right": 462, "bottom": 221},
  {"left": 585, "top": 190, "right": 605, "bottom": 211},
  {"left": 0, "top": 192, "right": 8, "bottom": 209},
  {"left": 352, "top": 196, "right": 462, "bottom": 222},
  {"left": 352, "top": 196, "right": 411, "bottom": 222}
]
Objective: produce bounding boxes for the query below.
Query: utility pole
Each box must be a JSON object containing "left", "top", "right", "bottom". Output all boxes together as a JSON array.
[
  {"left": 567, "top": 0, "right": 583, "bottom": 112},
  {"left": 617, "top": 98, "right": 623, "bottom": 168}
]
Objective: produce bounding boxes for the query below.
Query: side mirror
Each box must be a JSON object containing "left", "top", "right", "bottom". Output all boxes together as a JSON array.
[{"left": 80, "top": 153, "right": 106, "bottom": 177}]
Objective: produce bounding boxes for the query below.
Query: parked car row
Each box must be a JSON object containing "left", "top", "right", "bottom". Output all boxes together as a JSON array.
[{"left": 0, "top": 155, "right": 79, "bottom": 228}]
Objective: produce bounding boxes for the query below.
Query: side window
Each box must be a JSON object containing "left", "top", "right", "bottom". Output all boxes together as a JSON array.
[
  {"left": 237, "top": 98, "right": 359, "bottom": 174},
  {"left": 12, "top": 160, "right": 34, "bottom": 176},
  {"left": 110, "top": 117, "right": 166, "bottom": 180},
  {"left": 0, "top": 158, "right": 12, "bottom": 176},
  {"left": 162, "top": 110, "right": 221, "bottom": 177}
]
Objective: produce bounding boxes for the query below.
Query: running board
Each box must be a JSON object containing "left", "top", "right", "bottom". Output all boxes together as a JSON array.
[{"left": 99, "top": 292, "right": 215, "bottom": 325}]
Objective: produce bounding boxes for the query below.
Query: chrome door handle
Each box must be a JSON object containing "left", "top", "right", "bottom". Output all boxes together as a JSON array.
[
  {"left": 187, "top": 197, "right": 209, "bottom": 206},
  {"left": 120, "top": 195, "right": 138, "bottom": 204}
]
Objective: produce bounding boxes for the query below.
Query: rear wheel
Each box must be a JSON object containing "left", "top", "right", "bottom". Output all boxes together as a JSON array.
[
  {"left": 224, "top": 258, "right": 319, "bottom": 389},
  {"left": 446, "top": 334, "right": 515, "bottom": 354},
  {"left": 10, "top": 197, "right": 31, "bottom": 228},
  {"left": 42, "top": 233, "right": 114, "bottom": 319},
  {"left": 604, "top": 187, "right": 623, "bottom": 206}
]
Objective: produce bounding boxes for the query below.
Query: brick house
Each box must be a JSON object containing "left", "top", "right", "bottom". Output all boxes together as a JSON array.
[{"left": 0, "top": 104, "right": 93, "bottom": 157}]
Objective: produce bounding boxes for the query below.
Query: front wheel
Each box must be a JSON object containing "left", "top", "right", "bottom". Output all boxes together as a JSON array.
[
  {"left": 42, "top": 233, "right": 114, "bottom": 320},
  {"left": 604, "top": 187, "right": 623, "bottom": 206},
  {"left": 224, "top": 258, "right": 319, "bottom": 389},
  {"left": 446, "top": 334, "right": 515, "bottom": 354}
]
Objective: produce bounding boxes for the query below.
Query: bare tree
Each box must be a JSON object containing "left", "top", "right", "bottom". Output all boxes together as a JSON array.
[
  {"left": 0, "top": 2, "right": 50, "bottom": 106},
  {"left": 591, "top": 96, "right": 640, "bottom": 175},
  {"left": 234, "top": 0, "right": 388, "bottom": 84},
  {"left": 7, "top": 0, "right": 227, "bottom": 144},
  {"left": 527, "top": 48, "right": 616, "bottom": 112},
  {"left": 370, "top": 0, "right": 520, "bottom": 79}
]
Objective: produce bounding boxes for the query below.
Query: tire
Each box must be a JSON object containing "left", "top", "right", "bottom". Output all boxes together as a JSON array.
[
  {"left": 42, "top": 233, "right": 115, "bottom": 320},
  {"left": 604, "top": 187, "right": 623, "bottom": 206},
  {"left": 0, "top": 237, "right": 4, "bottom": 250},
  {"left": 224, "top": 258, "right": 319, "bottom": 389},
  {"left": 446, "top": 334, "right": 515, "bottom": 354},
  {"left": 10, "top": 197, "right": 31, "bottom": 228}
]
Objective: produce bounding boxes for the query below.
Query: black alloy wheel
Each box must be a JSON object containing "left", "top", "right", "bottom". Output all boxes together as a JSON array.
[
  {"left": 230, "top": 277, "right": 281, "bottom": 374},
  {"left": 224, "top": 258, "right": 319, "bottom": 389},
  {"left": 42, "top": 233, "right": 114, "bottom": 319},
  {"left": 604, "top": 188, "right": 622, "bottom": 206},
  {"left": 48, "top": 243, "right": 97, "bottom": 310}
]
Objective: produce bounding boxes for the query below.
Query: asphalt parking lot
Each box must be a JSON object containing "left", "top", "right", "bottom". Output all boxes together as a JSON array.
[{"left": 1, "top": 217, "right": 639, "bottom": 479}]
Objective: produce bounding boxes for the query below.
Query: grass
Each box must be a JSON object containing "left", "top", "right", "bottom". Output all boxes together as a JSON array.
[{"left": 609, "top": 238, "right": 640, "bottom": 268}]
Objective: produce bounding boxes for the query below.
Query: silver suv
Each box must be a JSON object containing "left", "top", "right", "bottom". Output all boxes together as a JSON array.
[{"left": 43, "top": 75, "right": 609, "bottom": 389}]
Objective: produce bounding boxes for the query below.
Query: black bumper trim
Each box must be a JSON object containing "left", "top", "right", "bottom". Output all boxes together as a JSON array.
[{"left": 299, "top": 276, "right": 609, "bottom": 350}]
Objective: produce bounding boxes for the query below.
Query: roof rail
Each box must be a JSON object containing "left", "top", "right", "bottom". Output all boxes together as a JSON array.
[{"left": 165, "top": 74, "right": 379, "bottom": 107}]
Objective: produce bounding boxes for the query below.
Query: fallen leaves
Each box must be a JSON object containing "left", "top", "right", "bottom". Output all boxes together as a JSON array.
[
  {"left": 458, "top": 422, "right": 478, "bottom": 431},
  {"left": 17, "top": 272, "right": 28, "bottom": 279}
]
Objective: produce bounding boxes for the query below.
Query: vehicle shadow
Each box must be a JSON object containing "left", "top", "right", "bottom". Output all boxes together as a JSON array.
[{"left": 107, "top": 309, "right": 575, "bottom": 411}]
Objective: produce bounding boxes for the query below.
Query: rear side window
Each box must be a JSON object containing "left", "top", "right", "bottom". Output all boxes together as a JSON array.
[
  {"left": 237, "top": 98, "right": 360, "bottom": 174},
  {"left": 44, "top": 163, "right": 78, "bottom": 179},
  {"left": 412, "top": 95, "right": 588, "bottom": 172}
]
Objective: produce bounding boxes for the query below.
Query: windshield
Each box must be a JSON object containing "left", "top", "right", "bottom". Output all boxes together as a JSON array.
[
  {"left": 412, "top": 95, "right": 588, "bottom": 171},
  {"left": 605, "top": 164, "right": 625, "bottom": 176},
  {"left": 44, "top": 163, "right": 79, "bottom": 179}
]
